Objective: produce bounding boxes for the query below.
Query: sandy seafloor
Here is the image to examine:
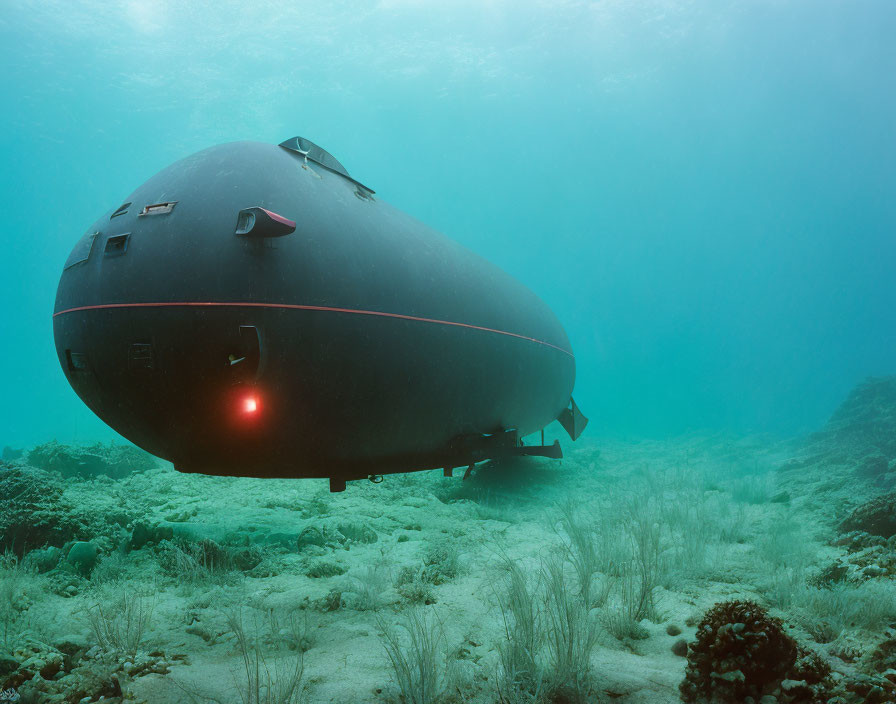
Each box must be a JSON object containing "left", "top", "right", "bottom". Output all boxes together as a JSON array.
[{"left": 2, "top": 378, "right": 896, "bottom": 703}]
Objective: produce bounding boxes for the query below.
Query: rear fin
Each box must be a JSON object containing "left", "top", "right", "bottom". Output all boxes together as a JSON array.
[{"left": 558, "top": 397, "right": 588, "bottom": 441}]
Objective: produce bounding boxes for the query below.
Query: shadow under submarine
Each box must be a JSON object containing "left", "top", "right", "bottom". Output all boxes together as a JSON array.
[{"left": 53, "top": 137, "right": 588, "bottom": 491}]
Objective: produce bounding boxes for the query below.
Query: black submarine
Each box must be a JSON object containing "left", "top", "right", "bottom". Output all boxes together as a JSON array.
[{"left": 53, "top": 137, "right": 587, "bottom": 491}]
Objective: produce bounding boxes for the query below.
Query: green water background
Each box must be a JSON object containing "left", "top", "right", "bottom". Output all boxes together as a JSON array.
[{"left": 1, "top": 0, "right": 894, "bottom": 446}]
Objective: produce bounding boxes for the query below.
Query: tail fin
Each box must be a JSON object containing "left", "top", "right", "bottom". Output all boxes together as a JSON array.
[{"left": 558, "top": 397, "right": 588, "bottom": 441}]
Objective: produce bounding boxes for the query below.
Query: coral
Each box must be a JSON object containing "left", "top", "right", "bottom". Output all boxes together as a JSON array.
[
  {"left": 0, "top": 463, "right": 80, "bottom": 554},
  {"left": 808, "top": 376, "right": 896, "bottom": 462},
  {"left": 827, "top": 533, "right": 896, "bottom": 582},
  {"left": 840, "top": 492, "right": 896, "bottom": 539},
  {"left": 27, "top": 440, "right": 157, "bottom": 479},
  {"left": 833, "top": 530, "right": 888, "bottom": 552},
  {"left": 680, "top": 600, "right": 831, "bottom": 703},
  {"left": 779, "top": 378, "right": 896, "bottom": 498},
  {"left": 863, "top": 637, "right": 896, "bottom": 675},
  {"left": 828, "top": 673, "right": 896, "bottom": 704},
  {"left": 2, "top": 634, "right": 172, "bottom": 702}
]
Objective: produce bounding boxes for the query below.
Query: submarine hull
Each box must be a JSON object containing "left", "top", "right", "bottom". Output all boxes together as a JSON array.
[{"left": 53, "top": 139, "right": 580, "bottom": 482}]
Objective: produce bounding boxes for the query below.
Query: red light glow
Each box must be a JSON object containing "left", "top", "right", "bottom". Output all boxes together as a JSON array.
[{"left": 243, "top": 396, "right": 258, "bottom": 413}]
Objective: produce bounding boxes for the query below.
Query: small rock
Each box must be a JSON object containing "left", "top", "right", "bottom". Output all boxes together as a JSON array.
[
  {"left": 672, "top": 638, "right": 689, "bottom": 657},
  {"left": 666, "top": 624, "right": 682, "bottom": 636},
  {"left": 65, "top": 541, "right": 99, "bottom": 575},
  {"left": 129, "top": 522, "right": 151, "bottom": 550},
  {"left": 185, "top": 625, "right": 215, "bottom": 644},
  {"left": 39, "top": 655, "right": 62, "bottom": 680},
  {"left": 306, "top": 559, "right": 346, "bottom": 578},
  {"left": 857, "top": 454, "right": 889, "bottom": 478},
  {"left": 863, "top": 564, "right": 885, "bottom": 578},
  {"left": 231, "top": 546, "right": 263, "bottom": 571},
  {"left": 24, "top": 546, "right": 62, "bottom": 573},
  {"left": 297, "top": 526, "right": 327, "bottom": 550},
  {"left": 54, "top": 634, "right": 87, "bottom": 657},
  {"left": 781, "top": 679, "right": 810, "bottom": 696},
  {"left": 0, "top": 655, "right": 19, "bottom": 677},
  {"left": 337, "top": 521, "right": 378, "bottom": 544},
  {"left": 840, "top": 492, "right": 896, "bottom": 539}
]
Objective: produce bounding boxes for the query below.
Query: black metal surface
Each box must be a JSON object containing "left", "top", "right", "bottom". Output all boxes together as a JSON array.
[
  {"left": 53, "top": 138, "right": 582, "bottom": 482},
  {"left": 558, "top": 397, "right": 589, "bottom": 441}
]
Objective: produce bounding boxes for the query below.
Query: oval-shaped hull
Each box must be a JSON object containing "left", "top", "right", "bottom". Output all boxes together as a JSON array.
[{"left": 53, "top": 139, "right": 578, "bottom": 481}]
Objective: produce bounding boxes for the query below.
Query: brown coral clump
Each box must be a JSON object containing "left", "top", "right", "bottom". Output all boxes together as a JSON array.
[{"left": 680, "top": 600, "right": 831, "bottom": 703}]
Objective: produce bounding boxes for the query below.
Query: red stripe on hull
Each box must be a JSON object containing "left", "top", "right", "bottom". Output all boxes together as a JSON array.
[{"left": 53, "top": 301, "right": 575, "bottom": 357}]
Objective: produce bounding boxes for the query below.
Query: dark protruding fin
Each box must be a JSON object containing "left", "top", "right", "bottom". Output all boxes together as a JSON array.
[
  {"left": 446, "top": 430, "right": 562, "bottom": 468},
  {"left": 279, "top": 136, "right": 352, "bottom": 178},
  {"left": 558, "top": 397, "right": 588, "bottom": 441},
  {"left": 278, "top": 136, "right": 375, "bottom": 195},
  {"left": 519, "top": 439, "right": 562, "bottom": 459}
]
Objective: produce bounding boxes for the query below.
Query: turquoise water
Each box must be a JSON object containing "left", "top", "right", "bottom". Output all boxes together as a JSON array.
[{"left": 1, "top": 0, "right": 895, "bottom": 446}]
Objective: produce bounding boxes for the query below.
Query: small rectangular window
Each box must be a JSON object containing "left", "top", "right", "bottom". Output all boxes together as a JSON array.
[
  {"left": 66, "top": 350, "right": 88, "bottom": 372},
  {"left": 104, "top": 233, "right": 130, "bottom": 256},
  {"left": 139, "top": 201, "right": 177, "bottom": 216},
  {"left": 63, "top": 232, "right": 97, "bottom": 270}
]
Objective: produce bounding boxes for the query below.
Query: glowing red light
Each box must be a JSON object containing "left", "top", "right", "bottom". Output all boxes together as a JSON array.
[{"left": 244, "top": 396, "right": 258, "bottom": 413}]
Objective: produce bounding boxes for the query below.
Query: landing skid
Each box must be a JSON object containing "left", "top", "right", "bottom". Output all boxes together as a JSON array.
[
  {"left": 328, "top": 397, "right": 588, "bottom": 491},
  {"left": 442, "top": 429, "right": 562, "bottom": 481}
]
